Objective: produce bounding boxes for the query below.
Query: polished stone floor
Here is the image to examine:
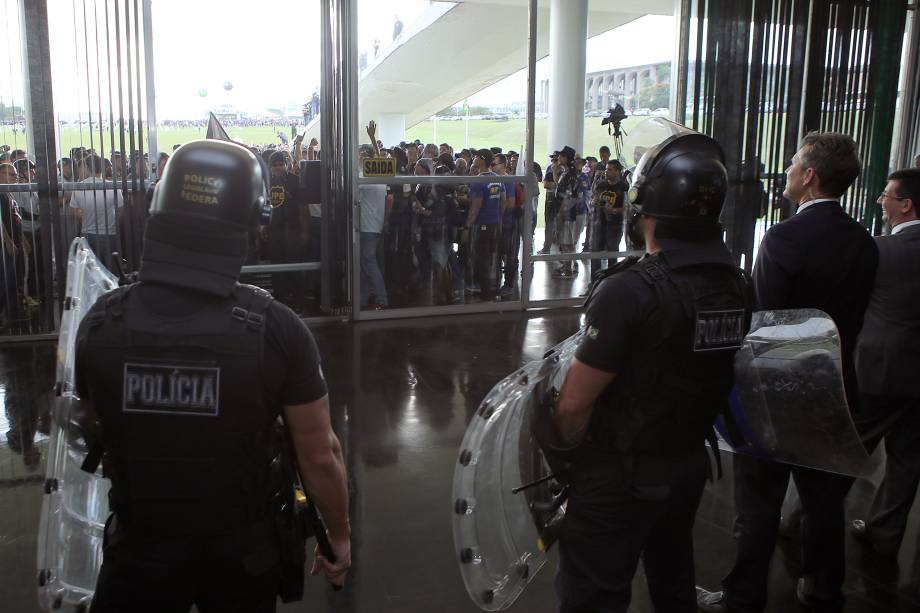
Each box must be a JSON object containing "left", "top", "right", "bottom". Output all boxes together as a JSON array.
[{"left": 1, "top": 310, "right": 919, "bottom": 612}]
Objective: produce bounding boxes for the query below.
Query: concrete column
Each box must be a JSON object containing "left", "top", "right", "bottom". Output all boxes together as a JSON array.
[
  {"left": 19, "top": 0, "right": 59, "bottom": 326},
  {"left": 376, "top": 112, "right": 406, "bottom": 148},
  {"left": 547, "top": 0, "right": 588, "bottom": 154},
  {"left": 603, "top": 74, "right": 612, "bottom": 110}
]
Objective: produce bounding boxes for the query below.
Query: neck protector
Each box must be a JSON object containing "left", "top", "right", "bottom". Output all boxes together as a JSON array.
[{"left": 138, "top": 215, "right": 249, "bottom": 297}]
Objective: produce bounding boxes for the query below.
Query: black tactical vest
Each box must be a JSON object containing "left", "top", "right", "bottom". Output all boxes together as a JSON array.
[
  {"left": 78, "top": 282, "right": 280, "bottom": 537},
  {"left": 587, "top": 249, "right": 751, "bottom": 458}
]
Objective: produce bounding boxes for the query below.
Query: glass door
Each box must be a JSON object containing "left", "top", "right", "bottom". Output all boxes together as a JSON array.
[{"left": 350, "top": 0, "right": 538, "bottom": 320}]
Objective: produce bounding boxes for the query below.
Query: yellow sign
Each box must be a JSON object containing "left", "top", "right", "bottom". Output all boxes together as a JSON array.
[{"left": 363, "top": 158, "right": 396, "bottom": 177}]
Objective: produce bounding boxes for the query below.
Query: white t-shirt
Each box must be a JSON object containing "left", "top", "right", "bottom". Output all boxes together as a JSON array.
[
  {"left": 358, "top": 183, "right": 387, "bottom": 233},
  {"left": 69, "top": 177, "right": 125, "bottom": 235}
]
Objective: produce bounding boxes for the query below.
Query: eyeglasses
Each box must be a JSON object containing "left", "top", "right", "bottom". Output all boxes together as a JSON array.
[{"left": 879, "top": 191, "right": 908, "bottom": 201}]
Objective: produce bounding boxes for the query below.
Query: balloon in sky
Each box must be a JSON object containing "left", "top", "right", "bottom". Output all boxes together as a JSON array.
[
  {"left": 198, "top": 88, "right": 208, "bottom": 98},
  {"left": 223, "top": 81, "right": 234, "bottom": 91}
]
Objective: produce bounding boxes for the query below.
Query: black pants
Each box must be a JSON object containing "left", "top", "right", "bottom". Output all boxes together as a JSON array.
[
  {"left": 588, "top": 212, "right": 624, "bottom": 277},
  {"left": 499, "top": 215, "right": 521, "bottom": 287},
  {"left": 542, "top": 198, "right": 558, "bottom": 252},
  {"left": 854, "top": 393, "right": 920, "bottom": 552},
  {"left": 91, "top": 518, "right": 281, "bottom": 613},
  {"left": 472, "top": 224, "right": 499, "bottom": 300},
  {"left": 722, "top": 454, "right": 849, "bottom": 613},
  {"left": 556, "top": 450, "right": 708, "bottom": 613},
  {"left": 268, "top": 225, "right": 307, "bottom": 304}
]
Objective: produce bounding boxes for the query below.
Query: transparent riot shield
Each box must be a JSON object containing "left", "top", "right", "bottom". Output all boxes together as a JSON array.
[
  {"left": 718, "top": 309, "right": 871, "bottom": 477},
  {"left": 37, "top": 238, "right": 119, "bottom": 612},
  {"left": 452, "top": 331, "right": 582, "bottom": 611},
  {"left": 621, "top": 117, "right": 695, "bottom": 170}
]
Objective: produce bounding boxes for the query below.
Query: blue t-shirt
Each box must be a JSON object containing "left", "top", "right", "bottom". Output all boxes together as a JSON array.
[
  {"left": 576, "top": 173, "right": 590, "bottom": 215},
  {"left": 502, "top": 182, "right": 521, "bottom": 225},
  {"left": 470, "top": 172, "right": 506, "bottom": 225}
]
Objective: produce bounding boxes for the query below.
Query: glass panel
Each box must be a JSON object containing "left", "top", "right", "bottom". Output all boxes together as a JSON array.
[
  {"left": 527, "top": 1, "right": 676, "bottom": 304},
  {"left": 0, "top": 0, "right": 42, "bottom": 334},
  {"left": 146, "top": 0, "right": 329, "bottom": 316},
  {"left": 355, "top": 0, "right": 530, "bottom": 312},
  {"left": 357, "top": 175, "right": 525, "bottom": 310}
]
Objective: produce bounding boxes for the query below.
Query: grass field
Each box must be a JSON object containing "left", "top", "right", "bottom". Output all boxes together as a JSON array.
[
  {"left": 405, "top": 116, "right": 647, "bottom": 169},
  {"left": 0, "top": 117, "right": 648, "bottom": 170}
]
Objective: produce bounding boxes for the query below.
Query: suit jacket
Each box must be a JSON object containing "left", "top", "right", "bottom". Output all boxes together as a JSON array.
[
  {"left": 752, "top": 201, "right": 878, "bottom": 399},
  {"left": 855, "top": 223, "right": 920, "bottom": 397}
]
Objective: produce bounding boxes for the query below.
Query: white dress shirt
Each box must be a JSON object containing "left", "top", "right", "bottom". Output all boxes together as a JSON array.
[
  {"left": 796, "top": 198, "right": 840, "bottom": 215},
  {"left": 891, "top": 219, "right": 920, "bottom": 235}
]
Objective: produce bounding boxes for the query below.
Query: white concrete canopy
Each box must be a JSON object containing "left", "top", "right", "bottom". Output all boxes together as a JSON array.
[{"left": 304, "top": 0, "right": 672, "bottom": 145}]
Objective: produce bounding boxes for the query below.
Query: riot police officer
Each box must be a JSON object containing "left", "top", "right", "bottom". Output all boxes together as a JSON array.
[
  {"left": 74, "top": 140, "right": 351, "bottom": 613},
  {"left": 540, "top": 129, "right": 751, "bottom": 612}
]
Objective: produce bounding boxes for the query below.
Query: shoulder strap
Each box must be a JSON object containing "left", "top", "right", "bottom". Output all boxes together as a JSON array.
[
  {"left": 232, "top": 283, "right": 275, "bottom": 369},
  {"left": 584, "top": 256, "right": 641, "bottom": 311}
]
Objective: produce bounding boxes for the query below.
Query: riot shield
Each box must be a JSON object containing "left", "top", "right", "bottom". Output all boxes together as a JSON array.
[
  {"left": 718, "top": 309, "right": 871, "bottom": 477},
  {"left": 37, "top": 238, "right": 119, "bottom": 612},
  {"left": 452, "top": 331, "right": 582, "bottom": 611},
  {"left": 622, "top": 117, "right": 694, "bottom": 170},
  {"left": 453, "top": 309, "right": 872, "bottom": 610}
]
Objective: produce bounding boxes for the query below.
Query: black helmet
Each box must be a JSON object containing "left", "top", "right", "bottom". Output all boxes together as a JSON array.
[
  {"left": 150, "top": 139, "right": 269, "bottom": 230},
  {"left": 627, "top": 131, "right": 727, "bottom": 224}
]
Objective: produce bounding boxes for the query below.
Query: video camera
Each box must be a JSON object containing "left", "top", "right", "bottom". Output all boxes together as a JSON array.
[
  {"left": 600, "top": 104, "right": 628, "bottom": 163},
  {"left": 601, "top": 103, "right": 628, "bottom": 132}
]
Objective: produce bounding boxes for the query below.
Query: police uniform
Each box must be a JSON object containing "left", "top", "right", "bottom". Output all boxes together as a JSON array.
[
  {"left": 548, "top": 127, "right": 751, "bottom": 613},
  {"left": 76, "top": 141, "right": 327, "bottom": 613}
]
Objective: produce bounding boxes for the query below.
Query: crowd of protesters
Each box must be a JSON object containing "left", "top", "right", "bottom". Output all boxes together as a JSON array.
[
  {"left": 351, "top": 121, "right": 632, "bottom": 309},
  {"left": 0, "top": 144, "right": 166, "bottom": 327},
  {"left": 0, "top": 118, "right": 642, "bottom": 323}
]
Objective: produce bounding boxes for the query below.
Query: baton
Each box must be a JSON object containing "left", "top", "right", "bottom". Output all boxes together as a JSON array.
[
  {"left": 295, "top": 487, "right": 343, "bottom": 591},
  {"left": 281, "top": 417, "right": 344, "bottom": 591}
]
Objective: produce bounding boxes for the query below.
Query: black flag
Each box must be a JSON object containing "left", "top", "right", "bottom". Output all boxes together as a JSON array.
[{"left": 206, "top": 112, "right": 231, "bottom": 141}]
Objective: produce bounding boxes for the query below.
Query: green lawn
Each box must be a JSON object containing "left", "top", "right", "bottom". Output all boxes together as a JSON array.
[
  {"left": 29, "top": 124, "right": 290, "bottom": 160},
  {"left": 406, "top": 116, "right": 647, "bottom": 169}
]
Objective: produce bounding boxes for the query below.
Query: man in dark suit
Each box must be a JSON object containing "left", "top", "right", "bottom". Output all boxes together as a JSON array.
[
  {"left": 850, "top": 167, "right": 920, "bottom": 556},
  {"left": 697, "top": 132, "right": 878, "bottom": 613}
]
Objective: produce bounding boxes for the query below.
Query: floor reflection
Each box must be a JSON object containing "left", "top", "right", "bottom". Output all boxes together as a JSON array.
[{"left": 1, "top": 313, "right": 919, "bottom": 612}]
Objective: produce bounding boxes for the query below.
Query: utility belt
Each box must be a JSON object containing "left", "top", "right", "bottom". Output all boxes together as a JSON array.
[{"left": 571, "top": 442, "right": 711, "bottom": 495}]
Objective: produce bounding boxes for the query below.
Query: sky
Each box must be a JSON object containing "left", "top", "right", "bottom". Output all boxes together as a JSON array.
[{"left": 0, "top": 0, "right": 674, "bottom": 121}]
